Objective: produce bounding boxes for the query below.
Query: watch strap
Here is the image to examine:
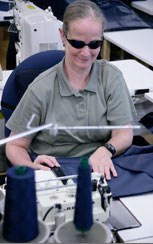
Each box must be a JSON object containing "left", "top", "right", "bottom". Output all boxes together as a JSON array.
[{"left": 103, "top": 143, "right": 116, "bottom": 156}]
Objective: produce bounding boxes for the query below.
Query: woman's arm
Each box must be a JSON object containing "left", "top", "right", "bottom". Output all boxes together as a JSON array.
[
  {"left": 6, "top": 132, "right": 60, "bottom": 170},
  {"left": 89, "top": 122, "right": 133, "bottom": 180}
]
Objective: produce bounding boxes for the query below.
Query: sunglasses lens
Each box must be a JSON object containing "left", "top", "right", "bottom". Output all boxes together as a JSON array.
[
  {"left": 89, "top": 41, "right": 102, "bottom": 49},
  {"left": 69, "top": 40, "right": 85, "bottom": 49}
]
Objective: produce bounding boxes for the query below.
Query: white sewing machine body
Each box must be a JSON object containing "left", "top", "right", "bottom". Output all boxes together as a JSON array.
[
  {"left": 11, "top": 0, "right": 63, "bottom": 64},
  {"left": 36, "top": 171, "right": 112, "bottom": 231}
]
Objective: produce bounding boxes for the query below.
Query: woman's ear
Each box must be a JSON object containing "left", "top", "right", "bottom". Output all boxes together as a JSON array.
[{"left": 59, "top": 28, "right": 65, "bottom": 43}]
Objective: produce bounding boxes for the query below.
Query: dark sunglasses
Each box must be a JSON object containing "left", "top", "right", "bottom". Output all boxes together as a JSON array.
[{"left": 66, "top": 38, "right": 103, "bottom": 49}]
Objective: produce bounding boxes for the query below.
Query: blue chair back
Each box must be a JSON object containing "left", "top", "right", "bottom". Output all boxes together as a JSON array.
[{"left": 1, "top": 50, "right": 65, "bottom": 137}]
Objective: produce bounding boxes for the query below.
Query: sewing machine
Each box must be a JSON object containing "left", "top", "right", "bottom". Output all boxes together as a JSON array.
[
  {"left": 0, "top": 166, "right": 148, "bottom": 243},
  {"left": 35, "top": 168, "right": 142, "bottom": 242},
  {"left": 9, "top": 0, "right": 63, "bottom": 65},
  {"left": 35, "top": 169, "right": 112, "bottom": 231},
  {"left": 0, "top": 122, "right": 147, "bottom": 242}
]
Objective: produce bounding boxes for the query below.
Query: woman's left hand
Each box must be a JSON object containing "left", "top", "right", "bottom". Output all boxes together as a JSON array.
[
  {"left": 89, "top": 123, "right": 133, "bottom": 180},
  {"left": 89, "top": 147, "right": 118, "bottom": 180}
]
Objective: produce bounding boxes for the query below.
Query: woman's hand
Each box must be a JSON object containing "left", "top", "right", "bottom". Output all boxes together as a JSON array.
[
  {"left": 33, "top": 155, "right": 60, "bottom": 170},
  {"left": 89, "top": 146, "right": 118, "bottom": 180},
  {"left": 89, "top": 123, "right": 133, "bottom": 180},
  {"left": 6, "top": 132, "right": 61, "bottom": 170}
]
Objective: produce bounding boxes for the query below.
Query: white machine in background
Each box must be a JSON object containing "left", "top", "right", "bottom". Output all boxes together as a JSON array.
[
  {"left": 35, "top": 171, "right": 112, "bottom": 231},
  {"left": 9, "top": 0, "right": 63, "bottom": 65}
]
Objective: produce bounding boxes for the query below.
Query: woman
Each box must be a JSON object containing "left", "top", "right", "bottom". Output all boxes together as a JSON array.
[{"left": 6, "top": 0, "right": 136, "bottom": 180}]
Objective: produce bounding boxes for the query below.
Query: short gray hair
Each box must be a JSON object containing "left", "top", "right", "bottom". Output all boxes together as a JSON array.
[{"left": 63, "top": 0, "right": 105, "bottom": 36}]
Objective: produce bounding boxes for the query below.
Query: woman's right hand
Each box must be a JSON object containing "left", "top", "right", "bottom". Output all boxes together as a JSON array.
[{"left": 33, "top": 155, "right": 60, "bottom": 170}]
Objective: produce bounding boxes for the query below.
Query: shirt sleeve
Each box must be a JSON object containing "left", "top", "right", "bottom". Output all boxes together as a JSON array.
[{"left": 104, "top": 65, "right": 137, "bottom": 125}]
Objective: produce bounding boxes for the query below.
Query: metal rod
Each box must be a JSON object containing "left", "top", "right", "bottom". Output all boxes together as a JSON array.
[
  {"left": 56, "top": 125, "right": 141, "bottom": 130},
  {"left": 36, "top": 174, "right": 78, "bottom": 183},
  {"left": 0, "top": 123, "right": 141, "bottom": 146},
  {"left": 0, "top": 122, "right": 53, "bottom": 146}
]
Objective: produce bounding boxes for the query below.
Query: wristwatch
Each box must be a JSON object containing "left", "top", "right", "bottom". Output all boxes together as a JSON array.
[{"left": 103, "top": 143, "right": 116, "bottom": 156}]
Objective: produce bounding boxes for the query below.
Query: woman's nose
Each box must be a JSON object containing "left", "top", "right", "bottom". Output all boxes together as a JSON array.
[{"left": 80, "top": 45, "right": 91, "bottom": 56}]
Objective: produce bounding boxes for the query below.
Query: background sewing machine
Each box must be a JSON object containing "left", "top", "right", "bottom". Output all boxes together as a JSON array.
[{"left": 8, "top": 0, "right": 63, "bottom": 65}]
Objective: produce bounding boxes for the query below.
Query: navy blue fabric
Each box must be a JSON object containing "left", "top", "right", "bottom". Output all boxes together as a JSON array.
[
  {"left": 135, "top": 8, "right": 153, "bottom": 28},
  {"left": 95, "top": 0, "right": 151, "bottom": 31},
  {"left": 30, "top": 144, "right": 153, "bottom": 198},
  {"left": 139, "top": 112, "right": 153, "bottom": 134},
  {"left": 109, "top": 145, "right": 153, "bottom": 197},
  {"left": 1, "top": 50, "right": 65, "bottom": 137},
  {"left": 0, "top": 1, "right": 11, "bottom": 11}
]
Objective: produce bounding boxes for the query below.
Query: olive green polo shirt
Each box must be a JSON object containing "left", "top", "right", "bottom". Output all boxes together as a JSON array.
[{"left": 6, "top": 59, "right": 136, "bottom": 157}]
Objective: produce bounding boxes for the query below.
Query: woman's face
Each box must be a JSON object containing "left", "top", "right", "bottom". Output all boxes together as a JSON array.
[{"left": 61, "top": 17, "right": 103, "bottom": 71}]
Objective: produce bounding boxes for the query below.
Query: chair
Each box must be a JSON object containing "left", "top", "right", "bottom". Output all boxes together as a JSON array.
[{"left": 1, "top": 50, "right": 65, "bottom": 137}]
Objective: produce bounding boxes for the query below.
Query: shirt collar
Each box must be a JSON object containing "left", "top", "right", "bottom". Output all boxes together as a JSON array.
[{"left": 57, "top": 59, "right": 98, "bottom": 97}]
